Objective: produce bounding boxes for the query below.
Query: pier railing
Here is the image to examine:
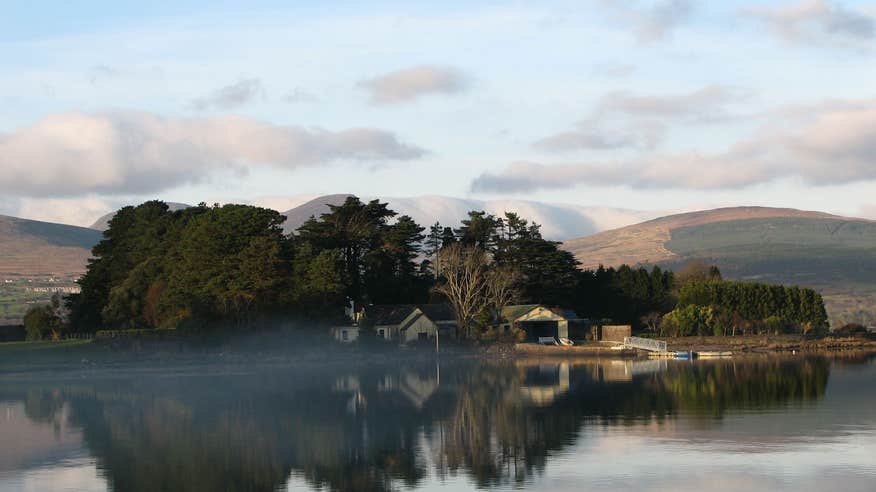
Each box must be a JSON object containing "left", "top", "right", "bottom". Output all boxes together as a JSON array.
[{"left": 623, "top": 336, "right": 667, "bottom": 352}]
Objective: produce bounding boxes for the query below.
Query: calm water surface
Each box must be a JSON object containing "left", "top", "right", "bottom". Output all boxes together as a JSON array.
[{"left": 1, "top": 354, "right": 875, "bottom": 491}]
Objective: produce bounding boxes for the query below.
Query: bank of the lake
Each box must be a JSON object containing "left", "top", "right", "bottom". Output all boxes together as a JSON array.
[{"left": 3, "top": 333, "right": 876, "bottom": 376}]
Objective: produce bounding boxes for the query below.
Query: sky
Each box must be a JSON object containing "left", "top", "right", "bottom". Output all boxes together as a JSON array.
[{"left": 1, "top": 0, "right": 876, "bottom": 226}]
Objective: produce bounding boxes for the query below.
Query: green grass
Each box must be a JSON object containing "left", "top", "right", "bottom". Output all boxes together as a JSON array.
[{"left": 0, "top": 339, "right": 93, "bottom": 351}]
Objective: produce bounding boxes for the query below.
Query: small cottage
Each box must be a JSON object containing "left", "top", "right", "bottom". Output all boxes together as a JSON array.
[
  {"left": 362, "top": 304, "right": 457, "bottom": 344},
  {"left": 330, "top": 326, "right": 359, "bottom": 343}
]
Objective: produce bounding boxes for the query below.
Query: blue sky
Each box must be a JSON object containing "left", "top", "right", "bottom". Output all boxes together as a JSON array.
[{"left": 1, "top": 0, "right": 876, "bottom": 226}]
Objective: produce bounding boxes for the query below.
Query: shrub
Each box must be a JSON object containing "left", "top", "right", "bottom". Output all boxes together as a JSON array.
[{"left": 661, "top": 305, "right": 717, "bottom": 337}]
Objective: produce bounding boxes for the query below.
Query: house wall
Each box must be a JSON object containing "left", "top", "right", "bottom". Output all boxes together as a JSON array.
[
  {"left": 375, "top": 324, "right": 397, "bottom": 341},
  {"left": 332, "top": 327, "right": 359, "bottom": 343},
  {"left": 602, "top": 325, "right": 632, "bottom": 342},
  {"left": 402, "top": 316, "right": 439, "bottom": 344}
]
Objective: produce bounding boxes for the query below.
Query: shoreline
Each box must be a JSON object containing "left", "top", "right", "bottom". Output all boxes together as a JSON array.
[{"left": 2, "top": 335, "right": 874, "bottom": 378}]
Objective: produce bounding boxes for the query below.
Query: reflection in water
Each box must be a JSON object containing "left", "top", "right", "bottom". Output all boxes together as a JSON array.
[{"left": 0, "top": 354, "right": 872, "bottom": 492}]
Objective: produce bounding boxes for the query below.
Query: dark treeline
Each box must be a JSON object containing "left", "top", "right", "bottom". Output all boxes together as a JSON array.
[{"left": 39, "top": 198, "right": 828, "bottom": 337}]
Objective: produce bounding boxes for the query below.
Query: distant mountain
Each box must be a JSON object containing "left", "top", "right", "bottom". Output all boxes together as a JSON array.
[
  {"left": 90, "top": 202, "right": 192, "bottom": 230},
  {"left": 0, "top": 215, "right": 101, "bottom": 277},
  {"left": 281, "top": 194, "right": 656, "bottom": 240},
  {"left": 563, "top": 207, "right": 876, "bottom": 325}
]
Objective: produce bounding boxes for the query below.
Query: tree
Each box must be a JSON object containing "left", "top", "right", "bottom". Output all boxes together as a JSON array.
[
  {"left": 435, "top": 244, "right": 490, "bottom": 340},
  {"left": 455, "top": 211, "right": 501, "bottom": 250},
  {"left": 425, "top": 222, "right": 443, "bottom": 277},
  {"left": 640, "top": 311, "right": 662, "bottom": 335},
  {"left": 674, "top": 261, "right": 722, "bottom": 287},
  {"left": 24, "top": 300, "right": 62, "bottom": 341},
  {"left": 485, "top": 266, "right": 522, "bottom": 319}
]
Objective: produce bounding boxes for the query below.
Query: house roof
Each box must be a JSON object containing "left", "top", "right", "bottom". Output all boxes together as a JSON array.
[
  {"left": 364, "top": 304, "right": 456, "bottom": 326},
  {"left": 500, "top": 304, "right": 541, "bottom": 322},
  {"left": 364, "top": 305, "right": 418, "bottom": 325},
  {"left": 500, "top": 304, "right": 582, "bottom": 322},
  {"left": 418, "top": 304, "right": 455, "bottom": 322}
]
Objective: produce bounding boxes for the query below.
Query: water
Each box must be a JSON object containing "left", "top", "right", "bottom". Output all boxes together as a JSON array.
[{"left": 1, "top": 354, "right": 875, "bottom": 491}]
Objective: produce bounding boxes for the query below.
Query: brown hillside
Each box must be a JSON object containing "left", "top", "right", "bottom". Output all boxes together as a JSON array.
[
  {"left": 563, "top": 207, "right": 848, "bottom": 269},
  {"left": 0, "top": 215, "right": 100, "bottom": 277}
]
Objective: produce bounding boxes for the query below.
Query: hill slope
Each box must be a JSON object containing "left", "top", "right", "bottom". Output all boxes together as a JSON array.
[
  {"left": 563, "top": 207, "right": 876, "bottom": 325},
  {"left": 0, "top": 215, "right": 101, "bottom": 277},
  {"left": 0, "top": 215, "right": 102, "bottom": 324}
]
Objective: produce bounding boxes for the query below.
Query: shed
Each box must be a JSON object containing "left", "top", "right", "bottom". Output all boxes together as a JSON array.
[{"left": 500, "top": 305, "right": 584, "bottom": 342}]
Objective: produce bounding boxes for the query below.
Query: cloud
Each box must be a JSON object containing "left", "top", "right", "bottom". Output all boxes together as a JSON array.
[
  {"left": 746, "top": 0, "right": 875, "bottom": 45},
  {"left": 474, "top": 99, "right": 876, "bottom": 192},
  {"left": 533, "top": 86, "right": 748, "bottom": 152},
  {"left": 0, "top": 111, "right": 426, "bottom": 197},
  {"left": 597, "top": 85, "right": 752, "bottom": 122},
  {"left": 533, "top": 120, "right": 664, "bottom": 151},
  {"left": 358, "top": 65, "right": 469, "bottom": 104},
  {"left": 283, "top": 87, "right": 318, "bottom": 103},
  {"left": 189, "top": 77, "right": 265, "bottom": 110},
  {"left": 599, "top": 0, "right": 693, "bottom": 42},
  {"left": 88, "top": 65, "right": 119, "bottom": 85},
  {"left": 591, "top": 62, "right": 637, "bottom": 77},
  {"left": 859, "top": 204, "right": 876, "bottom": 219}
]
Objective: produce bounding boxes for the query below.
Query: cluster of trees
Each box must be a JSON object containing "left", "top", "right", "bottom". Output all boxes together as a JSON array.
[
  {"left": 65, "top": 198, "right": 439, "bottom": 332},
  {"left": 656, "top": 279, "right": 829, "bottom": 337}
]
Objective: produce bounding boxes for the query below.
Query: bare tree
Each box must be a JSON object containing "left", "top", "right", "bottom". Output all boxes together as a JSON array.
[
  {"left": 485, "top": 266, "right": 521, "bottom": 320},
  {"left": 435, "top": 243, "right": 489, "bottom": 340},
  {"left": 640, "top": 311, "right": 662, "bottom": 335}
]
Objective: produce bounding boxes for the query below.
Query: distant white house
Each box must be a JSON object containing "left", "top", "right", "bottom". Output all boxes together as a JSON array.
[{"left": 330, "top": 326, "right": 359, "bottom": 344}]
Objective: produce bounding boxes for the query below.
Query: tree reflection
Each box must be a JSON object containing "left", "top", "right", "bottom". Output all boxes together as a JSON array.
[{"left": 0, "top": 356, "right": 833, "bottom": 491}]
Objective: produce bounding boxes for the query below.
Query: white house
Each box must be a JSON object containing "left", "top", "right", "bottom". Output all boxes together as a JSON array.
[
  {"left": 330, "top": 326, "right": 359, "bottom": 343},
  {"left": 363, "top": 304, "right": 457, "bottom": 344}
]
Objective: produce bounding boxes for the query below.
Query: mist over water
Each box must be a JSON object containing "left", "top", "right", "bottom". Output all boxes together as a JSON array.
[{"left": 1, "top": 354, "right": 875, "bottom": 492}]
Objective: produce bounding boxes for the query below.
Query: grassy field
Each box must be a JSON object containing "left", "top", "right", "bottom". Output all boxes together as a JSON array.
[{"left": 0, "top": 277, "right": 81, "bottom": 324}]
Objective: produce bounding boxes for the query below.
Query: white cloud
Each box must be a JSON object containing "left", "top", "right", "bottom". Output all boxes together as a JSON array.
[
  {"left": 358, "top": 65, "right": 469, "bottom": 104},
  {"left": 533, "top": 120, "right": 664, "bottom": 151},
  {"left": 283, "top": 87, "right": 318, "bottom": 103},
  {"left": 0, "top": 111, "right": 426, "bottom": 197},
  {"left": 859, "top": 204, "right": 876, "bottom": 219},
  {"left": 532, "top": 86, "right": 748, "bottom": 152},
  {"left": 474, "top": 99, "right": 876, "bottom": 192},
  {"left": 596, "top": 85, "right": 753, "bottom": 122},
  {"left": 746, "top": 0, "right": 875, "bottom": 45},
  {"left": 591, "top": 62, "right": 637, "bottom": 77},
  {"left": 189, "top": 77, "right": 265, "bottom": 110},
  {"left": 599, "top": 0, "right": 693, "bottom": 42}
]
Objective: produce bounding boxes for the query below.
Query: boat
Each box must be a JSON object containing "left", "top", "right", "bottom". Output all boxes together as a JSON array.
[
  {"left": 673, "top": 351, "right": 694, "bottom": 359},
  {"left": 696, "top": 351, "right": 733, "bottom": 358}
]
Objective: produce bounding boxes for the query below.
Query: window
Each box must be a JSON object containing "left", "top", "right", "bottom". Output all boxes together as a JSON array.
[
  {"left": 378, "top": 329, "right": 385, "bottom": 338},
  {"left": 341, "top": 330, "right": 348, "bottom": 341},
  {"left": 418, "top": 332, "right": 428, "bottom": 341}
]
